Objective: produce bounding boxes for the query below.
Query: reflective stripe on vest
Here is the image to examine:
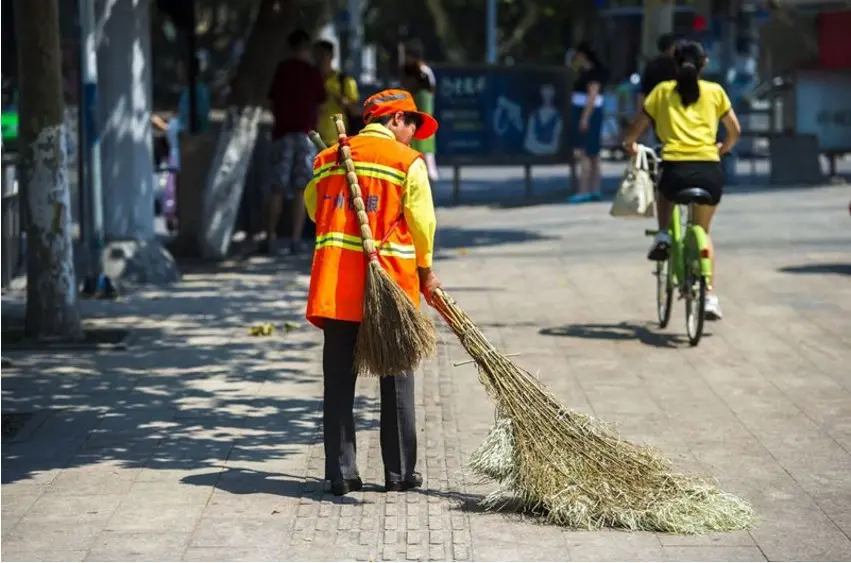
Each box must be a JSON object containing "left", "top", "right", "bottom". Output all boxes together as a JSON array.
[
  {"left": 314, "top": 161, "right": 406, "bottom": 187},
  {"left": 314, "top": 232, "right": 416, "bottom": 259}
]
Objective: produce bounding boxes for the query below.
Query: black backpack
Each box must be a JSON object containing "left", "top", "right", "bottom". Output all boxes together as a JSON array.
[{"left": 338, "top": 72, "right": 365, "bottom": 134}]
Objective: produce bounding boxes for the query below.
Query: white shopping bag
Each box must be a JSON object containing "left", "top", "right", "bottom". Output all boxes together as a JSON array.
[{"left": 610, "top": 147, "right": 656, "bottom": 219}]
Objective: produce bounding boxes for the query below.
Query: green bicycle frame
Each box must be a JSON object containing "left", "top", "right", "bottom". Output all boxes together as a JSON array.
[
  {"left": 642, "top": 145, "right": 713, "bottom": 290},
  {"left": 668, "top": 204, "right": 713, "bottom": 288}
]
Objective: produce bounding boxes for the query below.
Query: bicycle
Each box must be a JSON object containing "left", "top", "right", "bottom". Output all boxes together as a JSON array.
[{"left": 641, "top": 145, "right": 714, "bottom": 346}]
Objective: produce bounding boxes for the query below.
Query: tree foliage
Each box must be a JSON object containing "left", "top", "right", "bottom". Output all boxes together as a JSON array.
[
  {"left": 151, "top": 0, "right": 331, "bottom": 110},
  {"left": 364, "top": 0, "right": 597, "bottom": 67}
]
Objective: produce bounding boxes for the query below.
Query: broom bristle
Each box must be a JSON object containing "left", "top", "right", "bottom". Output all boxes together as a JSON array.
[
  {"left": 355, "top": 262, "right": 437, "bottom": 376},
  {"left": 435, "top": 290, "right": 756, "bottom": 534}
]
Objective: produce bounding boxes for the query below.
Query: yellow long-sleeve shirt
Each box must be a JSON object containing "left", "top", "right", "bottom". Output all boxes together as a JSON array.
[{"left": 304, "top": 123, "right": 437, "bottom": 268}]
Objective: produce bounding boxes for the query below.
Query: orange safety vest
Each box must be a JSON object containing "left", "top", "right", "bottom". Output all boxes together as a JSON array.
[{"left": 306, "top": 134, "right": 422, "bottom": 329}]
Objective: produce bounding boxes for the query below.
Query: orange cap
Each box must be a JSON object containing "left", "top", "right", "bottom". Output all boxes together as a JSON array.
[{"left": 361, "top": 89, "right": 438, "bottom": 140}]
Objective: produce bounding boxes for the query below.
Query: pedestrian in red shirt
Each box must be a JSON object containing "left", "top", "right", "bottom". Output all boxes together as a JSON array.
[{"left": 262, "top": 29, "right": 327, "bottom": 255}]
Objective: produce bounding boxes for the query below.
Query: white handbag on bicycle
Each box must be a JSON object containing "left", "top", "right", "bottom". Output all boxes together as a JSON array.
[{"left": 610, "top": 146, "right": 656, "bottom": 219}]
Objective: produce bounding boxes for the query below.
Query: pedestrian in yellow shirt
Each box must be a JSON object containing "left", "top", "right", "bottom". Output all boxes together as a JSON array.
[
  {"left": 303, "top": 89, "right": 441, "bottom": 496},
  {"left": 313, "top": 40, "right": 361, "bottom": 147}
]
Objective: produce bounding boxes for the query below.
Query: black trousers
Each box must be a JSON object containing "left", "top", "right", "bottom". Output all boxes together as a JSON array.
[{"left": 322, "top": 319, "right": 417, "bottom": 483}]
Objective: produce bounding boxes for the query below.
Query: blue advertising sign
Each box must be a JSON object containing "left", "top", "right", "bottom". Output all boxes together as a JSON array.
[
  {"left": 795, "top": 71, "right": 851, "bottom": 153},
  {"left": 432, "top": 65, "right": 573, "bottom": 165}
]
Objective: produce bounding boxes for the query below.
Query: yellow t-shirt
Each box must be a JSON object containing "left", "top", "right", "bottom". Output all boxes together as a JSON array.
[
  {"left": 317, "top": 72, "right": 360, "bottom": 146},
  {"left": 644, "top": 79, "right": 732, "bottom": 162}
]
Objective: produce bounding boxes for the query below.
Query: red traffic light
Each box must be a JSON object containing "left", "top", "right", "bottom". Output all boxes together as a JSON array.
[{"left": 693, "top": 15, "right": 708, "bottom": 31}]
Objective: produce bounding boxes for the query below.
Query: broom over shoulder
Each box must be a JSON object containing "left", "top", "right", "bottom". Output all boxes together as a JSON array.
[{"left": 333, "top": 114, "right": 438, "bottom": 376}]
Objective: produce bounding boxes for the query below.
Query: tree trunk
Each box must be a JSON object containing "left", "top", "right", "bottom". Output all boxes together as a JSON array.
[
  {"left": 172, "top": 0, "right": 297, "bottom": 258},
  {"left": 15, "top": 0, "right": 83, "bottom": 340}
]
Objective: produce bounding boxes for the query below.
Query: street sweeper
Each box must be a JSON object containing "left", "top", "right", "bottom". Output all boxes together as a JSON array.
[{"left": 303, "top": 90, "right": 442, "bottom": 496}]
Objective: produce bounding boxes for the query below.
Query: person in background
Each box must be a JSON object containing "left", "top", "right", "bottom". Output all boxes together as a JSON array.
[
  {"left": 402, "top": 40, "right": 439, "bottom": 182},
  {"left": 150, "top": 57, "right": 210, "bottom": 233},
  {"left": 151, "top": 112, "right": 181, "bottom": 232},
  {"left": 176, "top": 59, "right": 211, "bottom": 134},
  {"left": 622, "top": 40, "right": 741, "bottom": 320},
  {"left": 567, "top": 42, "right": 607, "bottom": 204},
  {"left": 719, "top": 38, "right": 756, "bottom": 186},
  {"left": 636, "top": 33, "right": 678, "bottom": 147},
  {"left": 151, "top": 113, "right": 182, "bottom": 172},
  {"left": 314, "top": 40, "right": 361, "bottom": 147},
  {"left": 262, "top": 29, "right": 327, "bottom": 256},
  {"left": 638, "top": 33, "right": 679, "bottom": 113}
]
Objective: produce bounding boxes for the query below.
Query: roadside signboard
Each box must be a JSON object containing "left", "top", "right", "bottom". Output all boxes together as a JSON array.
[{"left": 432, "top": 64, "right": 574, "bottom": 167}]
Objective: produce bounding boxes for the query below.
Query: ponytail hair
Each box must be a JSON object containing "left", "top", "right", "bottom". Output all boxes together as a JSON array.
[
  {"left": 674, "top": 41, "right": 707, "bottom": 108},
  {"left": 676, "top": 62, "right": 700, "bottom": 107}
]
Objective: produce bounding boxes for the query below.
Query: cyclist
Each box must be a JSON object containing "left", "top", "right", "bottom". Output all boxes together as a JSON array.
[{"left": 622, "top": 40, "right": 741, "bottom": 320}]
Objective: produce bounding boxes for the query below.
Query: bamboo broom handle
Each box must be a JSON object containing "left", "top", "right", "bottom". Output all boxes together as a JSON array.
[
  {"left": 431, "top": 287, "right": 459, "bottom": 325},
  {"left": 432, "top": 287, "right": 453, "bottom": 308},
  {"left": 333, "top": 114, "right": 379, "bottom": 262}
]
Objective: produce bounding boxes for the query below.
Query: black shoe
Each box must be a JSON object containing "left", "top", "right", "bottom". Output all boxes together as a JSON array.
[
  {"left": 330, "top": 477, "right": 363, "bottom": 496},
  {"left": 647, "top": 240, "right": 670, "bottom": 262},
  {"left": 384, "top": 472, "right": 423, "bottom": 492}
]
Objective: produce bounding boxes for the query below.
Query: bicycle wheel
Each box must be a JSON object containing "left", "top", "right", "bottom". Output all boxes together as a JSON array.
[
  {"left": 685, "top": 269, "right": 707, "bottom": 347},
  {"left": 656, "top": 259, "right": 673, "bottom": 328}
]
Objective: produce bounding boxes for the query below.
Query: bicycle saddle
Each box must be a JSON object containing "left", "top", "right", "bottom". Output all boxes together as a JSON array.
[{"left": 674, "top": 187, "right": 714, "bottom": 205}]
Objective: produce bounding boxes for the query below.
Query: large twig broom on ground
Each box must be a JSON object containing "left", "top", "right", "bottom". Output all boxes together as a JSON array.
[
  {"left": 430, "top": 288, "right": 755, "bottom": 534},
  {"left": 313, "top": 116, "right": 436, "bottom": 377}
]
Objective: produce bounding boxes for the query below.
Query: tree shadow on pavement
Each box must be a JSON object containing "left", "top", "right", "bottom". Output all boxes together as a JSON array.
[
  {"left": 0, "top": 257, "right": 378, "bottom": 491},
  {"left": 778, "top": 263, "right": 851, "bottom": 277},
  {"left": 539, "top": 322, "right": 693, "bottom": 349}
]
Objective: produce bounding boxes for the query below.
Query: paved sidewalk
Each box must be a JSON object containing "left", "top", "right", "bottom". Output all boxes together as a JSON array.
[{"left": 2, "top": 184, "right": 851, "bottom": 561}]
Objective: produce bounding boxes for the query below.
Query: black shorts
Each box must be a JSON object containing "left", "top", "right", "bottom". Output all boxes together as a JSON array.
[{"left": 658, "top": 161, "right": 724, "bottom": 206}]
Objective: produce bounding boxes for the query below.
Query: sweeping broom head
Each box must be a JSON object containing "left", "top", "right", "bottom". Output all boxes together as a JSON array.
[
  {"left": 469, "top": 399, "right": 755, "bottom": 533},
  {"left": 434, "top": 289, "right": 755, "bottom": 534},
  {"left": 356, "top": 261, "right": 437, "bottom": 376}
]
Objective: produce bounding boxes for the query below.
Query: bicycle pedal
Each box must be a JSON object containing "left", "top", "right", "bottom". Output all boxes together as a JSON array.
[{"left": 644, "top": 229, "right": 658, "bottom": 236}]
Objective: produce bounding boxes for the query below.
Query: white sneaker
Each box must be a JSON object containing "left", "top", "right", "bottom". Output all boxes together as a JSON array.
[
  {"left": 647, "top": 232, "right": 671, "bottom": 261},
  {"left": 704, "top": 294, "right": 723, "bottom": 321}
]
